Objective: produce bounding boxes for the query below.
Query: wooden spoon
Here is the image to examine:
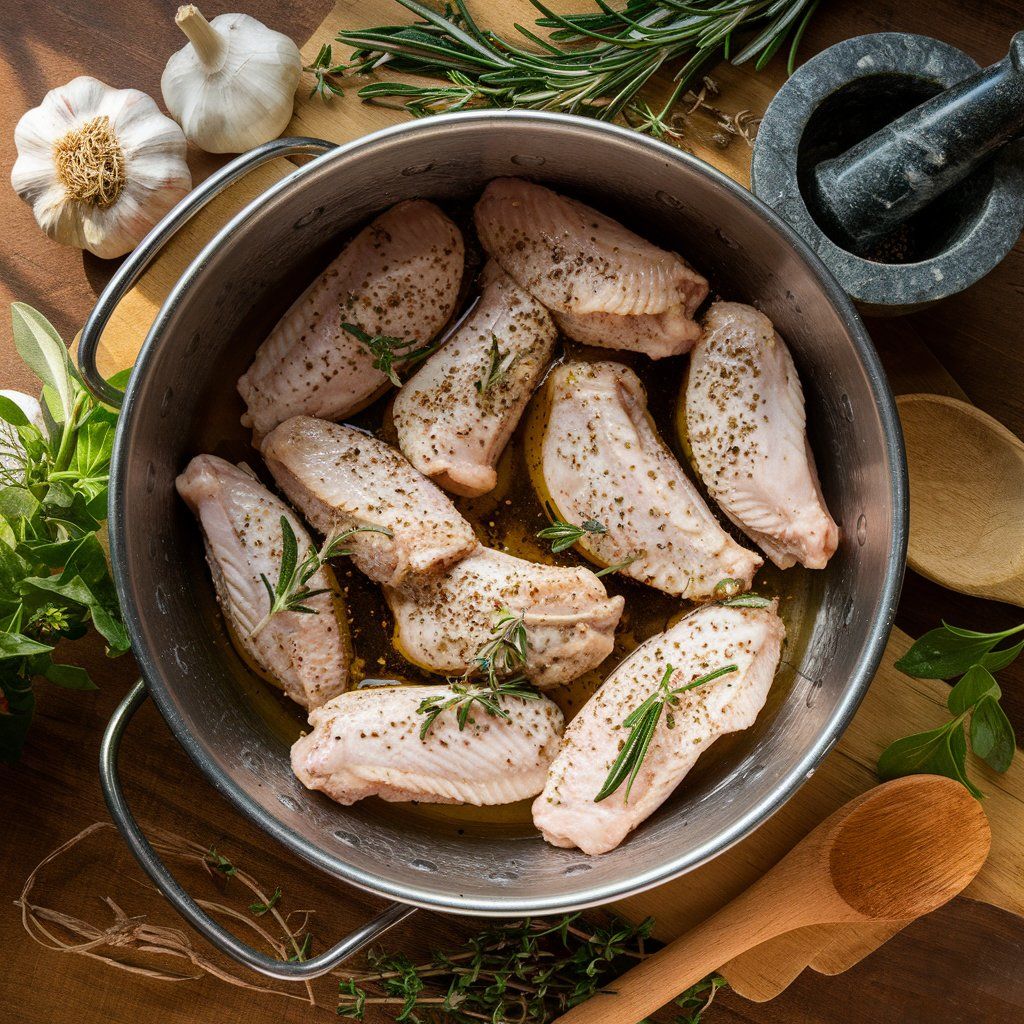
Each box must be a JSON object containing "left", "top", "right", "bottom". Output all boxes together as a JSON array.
[
  {"left": 898, "top": 393, "right": 1024, "bottom": 606},
  {"left": 552, "top": 776, "right": 989, "bottom": 1024}
]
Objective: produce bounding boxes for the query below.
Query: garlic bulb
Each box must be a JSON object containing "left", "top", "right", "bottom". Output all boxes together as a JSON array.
[
  {"left": 161, "top": 6, "right": 302, "bottom": 154},
  {"left": 11, "top": 76, "right": 191, "bottom": 259}
]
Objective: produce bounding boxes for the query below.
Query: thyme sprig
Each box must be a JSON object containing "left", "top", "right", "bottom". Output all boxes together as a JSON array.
[
  {"left": 340, "top": 322, "right": 445, "bottom": 387},
  {"left": 537, "top": 514, "right": 606, "bottom": 553},
  {"left": 332, "top": 0, "right": 821, "bottom": 134},
  {"left": 475, "top": 334, "right": 519, "bottom": 394},
  {"left": 250, "top": 517, "right": 392, "bottom": 637},
  {"left": 417, "top": 676, "right": 541, "bottom": 739},
  {"left": 595, "top": 662, "right": 738, "bottom": 803},
  {"left": 474, "top": 605, "right": 529, "bottom": 685},
  {"left": 304, "top": 42, "right": 347, "bottom": 100}
]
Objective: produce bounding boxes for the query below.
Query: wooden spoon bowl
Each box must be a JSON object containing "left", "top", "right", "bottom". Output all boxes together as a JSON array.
[
  {"left": 898, "top": 393, "right": 1024, "bottom": 606},
  {"left": 554, "top": 776, "right": 990, "bottom": 1024}
]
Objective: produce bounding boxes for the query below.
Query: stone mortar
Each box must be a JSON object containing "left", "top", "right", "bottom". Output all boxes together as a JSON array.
[{"left": 751, "top": 32, "right": 1024, "bottom": 316}]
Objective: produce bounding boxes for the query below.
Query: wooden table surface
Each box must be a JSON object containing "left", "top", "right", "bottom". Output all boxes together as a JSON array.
[{"left": 3, "top": 1, "right": 1024, "bottom": 1022}]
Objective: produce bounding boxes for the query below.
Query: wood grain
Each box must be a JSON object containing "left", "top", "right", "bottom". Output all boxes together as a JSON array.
[{"left": 2, "top": 2, "right": 1024, "bottom": 1024}]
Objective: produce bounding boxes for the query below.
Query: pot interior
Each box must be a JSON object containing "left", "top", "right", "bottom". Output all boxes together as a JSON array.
[{"left": 111, "top": 113, "right": 904, "bottom": 914}]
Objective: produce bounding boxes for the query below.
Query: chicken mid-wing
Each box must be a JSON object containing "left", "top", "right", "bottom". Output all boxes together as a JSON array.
[
  {"left": 529, "top": 361, "right": 761, "bottom": 597},
  {"left": 384, "top": 547, "right": 624, "bottom": 689},
  {"left": 685, "top": 302, "right": 839, "bottom": 569},
  {"left": 175, "top": 455, "right": 350, "bottom": 710},
  {"left": 261, "top": 416, "right": 478, "bottom": 588},
  {"left": 474, "top": 178, "right": 708, "bottom": 358},
  {"left": 238, "top": 200, "right": 464, "bottom": 440},
  {"left": 292, "top": 683, "right": 564, "bottom": 806},
  {"left": 393, "top": 260, "right": 557, "bottom": 497},
  {"left": 533, "top": 601, "right": 785, "bottom": 855}
]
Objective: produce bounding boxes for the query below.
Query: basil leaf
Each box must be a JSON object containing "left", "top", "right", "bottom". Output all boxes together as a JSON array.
[
  {"left": 11, "top": 303, "right": 77, "bottom": 425},
  {"left": 877, "top": 721, "right": 981, "bottom": 798},
  {"left": 947, "top": 664, "right": 1000, "bottom": 716},
  {"left": 42, "top": 659, "right": 97, "bottom": 691},
  {"left": 894, "top": 627, "right": 1000, "bottom": 679},
  {"left": 970, "top": 697, "right": 1015, "bottom": 774},
  {"left": 0, "top": 394, "right": 30, "bottom": 427},
  {"left": 0, "top": 631, "right": 52, "bottom": 660}
]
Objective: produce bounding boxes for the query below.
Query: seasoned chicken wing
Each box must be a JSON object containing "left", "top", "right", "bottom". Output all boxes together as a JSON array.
[
  {"left": 474, "top": 178, "right": 707, "bottom": 358},
  {"left": 393, "top": 261, "right": 557, "bottom": 497},
  {"left": 176, "top": 455, "right": 350, "bottom": 711},
  {"left": 292, "top": 683, "right": 564, "bottom": 806},
  {"left": 530, "top": 361, "right": 761, "bottom": 598},
  {"left": 533, "top": 601, "right": 785, "bottom": 855},
  {"left": 238, "top": 200, "right": 464, "bottom": 440},
  {"left": 261, "top": 416, "right": 478, "bottom": 588},
  {"left": 686, "top": 302, "right": 839, "bottom": 569},
  {"left": 384, "top": 547, "right": 625, "bottom": 688}
]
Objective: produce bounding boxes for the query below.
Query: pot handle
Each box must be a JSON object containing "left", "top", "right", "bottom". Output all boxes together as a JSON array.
[
  {"left": 78, "top": 137, "right": 336, "bottom": 409},
  {"left": 100, "top": 680, "right": 416, "bottom": 981}
]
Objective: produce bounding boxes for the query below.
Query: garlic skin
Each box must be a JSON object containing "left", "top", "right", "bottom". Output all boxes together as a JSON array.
[
  {"left": 162, "top": 6, "right": 302, "bottom": 154},
  {"left": 11, "top": 77, "right": 191, "bottom": 260}
]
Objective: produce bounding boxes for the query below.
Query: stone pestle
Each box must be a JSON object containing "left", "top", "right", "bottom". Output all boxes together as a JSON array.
[{"left": 811, "top": 31, "right": 1024, "bottom": 250}]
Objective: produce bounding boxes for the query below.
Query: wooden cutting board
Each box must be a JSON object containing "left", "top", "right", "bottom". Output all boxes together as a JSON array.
[{"left": 88, "top": 0, "right": 1024, "bottom": 1002}]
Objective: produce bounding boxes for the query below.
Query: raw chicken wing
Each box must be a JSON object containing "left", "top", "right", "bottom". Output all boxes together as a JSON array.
[
  {"left": 686, "top": 302, "right": 839, "bottom": 569},
  {"left": 531, "top": 361, "right": 761, "bottom": 597},
  {"left": 474, "top": 178, "right": 707, "bottom": 358},
  {"left": 176, "top": 455, "right": 350, "bottom": 710},
  {"left": 292, "top": 684, "right": 564, "bottom": 805},
  {"left": 238, "top": 200, "right": 464, "bottom": 440},
  {"left": 385, "top": 547, "right": 625, "bottom": 688},
  {"left": 393, "top": 261, "right": 557, "bottom": 496},
  {"left": 261, "top": 416, "right": 478, "bottom": 588},
  {"left": 533, "top": 601, "right": 784, "bottom": 855}
]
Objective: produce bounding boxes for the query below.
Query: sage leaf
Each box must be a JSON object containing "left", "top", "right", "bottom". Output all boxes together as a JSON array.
[
  {"left": 947, "top": 664, "right": 1000, "bottom": 716},
  {"left": 970, "top": 697, "right": 1015, "bottom": 774},
  {"left": 11, "top": 302, "right": 77, "bottom": 425}
]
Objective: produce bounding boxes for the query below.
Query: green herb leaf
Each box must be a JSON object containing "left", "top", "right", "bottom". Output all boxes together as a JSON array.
[
  {"left": 594, "top": 555, "right": 638, "bottom": 578},
  {"left": 472, "top": 606, "right": 529, "bottom": 686},
  {"left": 11, "top": 303, "right": 77, "bottom": 426},
  {"left": 249, "top": 886, "right": 282, "bottom": 916},
  {"left": 720, "top": 593, "right": 772, "bottom": 608},
  {"left": 41, "top": 659, "right": 97, "bottom": 690},
  {"left": 536, "top": 515, "right": 606, "bottom": 554},
  {"left": 877, "top": 722, "right": 982, "bottom": 799},
  {"left": 341, "top": 321, "right": 443, "bottom": 387},
  {"left": 947, "top": 664, "right": 1000, "bottom": 716},
  {"left": 0, "top": 395, "right": 30, "bottom": 428},
  {"left": 970, "top": 697, "right": 1015, "bottom": 774},
  {"left": 895, "top": 622, "right": 1024, "bottom": 679},
  {"left": 0, "top": 631, "right": 52, "bottom": 660},
  {"left": 475, "top": 334, "right": 519, "bottom": 394},
  {"left": 416, "top": 677, "right": 540, "bottom": 740}
]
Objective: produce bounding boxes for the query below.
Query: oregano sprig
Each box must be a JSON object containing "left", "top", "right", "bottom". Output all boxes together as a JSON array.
[{"left": 878, "top": 621, "right": 1020, "bottom": 795}]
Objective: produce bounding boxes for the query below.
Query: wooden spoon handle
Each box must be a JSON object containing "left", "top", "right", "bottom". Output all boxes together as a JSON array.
[{"left": 553, "top": 886, "right": 818, "bottom": 1024}]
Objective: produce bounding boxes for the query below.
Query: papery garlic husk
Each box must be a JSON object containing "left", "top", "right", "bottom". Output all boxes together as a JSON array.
[
  {"left": 11, "top": 76, "right": 191, "bottom": 260},
  {"left": 161, "top": 6, "right": 302, "bottom": 154}
]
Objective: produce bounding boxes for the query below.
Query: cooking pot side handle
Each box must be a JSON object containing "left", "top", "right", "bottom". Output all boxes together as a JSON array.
[
  {"left": 100, "top": 680, "right": 416, "bottom": 981},
  {"left": 77, "top": 137, "right": 336, "bottom": 409}
]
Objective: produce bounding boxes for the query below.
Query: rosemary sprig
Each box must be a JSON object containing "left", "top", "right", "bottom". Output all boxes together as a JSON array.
[
  {"left": 249, "top": 886, "right": 282, "bottom": 916},
  {"left": 595, "top": 555, "right": 639, "bottom": 578},
  {"left": 536, "top": 515, "right": 606, "bottom": 553},
  {"left": 475, "top": 334, "right": 519, "bottom": 394},
  {"left": 304, "top": 42, "right": 346, "bottom": 100},
  {"left": 340, "top": 321, "right": 444, "bottom": 387},
  {"left": 250, "top": 517, "right": 392, "bottom": 637},
  {"left": 473, "top": 605, "right": 529, "bottom": 685},
  {"left": 417, "top": 676, "right": 541, "bottom": 739},
  {"left": 332, "top": 0, "right": 821, "bottom": 134},
  {"left": 595, "top": 662, "right": 738, "bottom": 803}
]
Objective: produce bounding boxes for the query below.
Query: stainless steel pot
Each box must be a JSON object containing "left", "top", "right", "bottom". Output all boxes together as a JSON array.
[{"left": 80, "top": 113, "right": 906, "bottom": 981}]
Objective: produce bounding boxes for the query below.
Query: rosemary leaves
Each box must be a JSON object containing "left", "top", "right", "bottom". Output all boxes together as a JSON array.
[
  {"left": 330, "top": 0, "right": 822, "bottom": 136},
  {"left": 475, "top": 333, "right": 519, "bottom": 394},
  {"left": 595, "top": 662, "right": 738, "bottom": 802},
  {"left": 537, "top": 515, "right": 606, "bottom": 553},
  {"left": 416, "top": 676, "right": 541, "bottom": 739},
  {"left": 341, "top": 321, "right": 444, "bottom": 387}
]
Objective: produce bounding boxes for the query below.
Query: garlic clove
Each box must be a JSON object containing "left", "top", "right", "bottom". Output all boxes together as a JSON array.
[
  {"left": 12, "top": 75, "right": 192, "bottom": 259},
  {"left": 161, "top": 6, "right": 302, "bottom": 154}
]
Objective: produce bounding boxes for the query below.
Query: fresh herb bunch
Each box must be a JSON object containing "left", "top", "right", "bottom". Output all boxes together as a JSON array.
[
  {"left": 416, "top": 676, "right": 541, "bottom": 739},
  {"left": 537, "top": 514, "right": 606, "bottom": 553},
  {"left": 596, "top": 662, "right": 738, "bottom": 802},
  {"left": 330, "top": 0, "right": 821, "bottom": 137},
  {"left": 252, "top": 517, "right": 392, "bottom": 637},
  {"left": 340, "top": 321, "right": 445, "bottom": 387},
  {"left": 878, "top": 621, "right": 1020, "bottom": 796},
  {"left": 0, "top": 304, "right": 130, "bottom": 763}
]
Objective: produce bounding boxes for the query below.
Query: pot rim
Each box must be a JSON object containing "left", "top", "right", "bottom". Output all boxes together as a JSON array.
[{"left": 109, "top": 110, "right": 908, "bottom": 916}]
